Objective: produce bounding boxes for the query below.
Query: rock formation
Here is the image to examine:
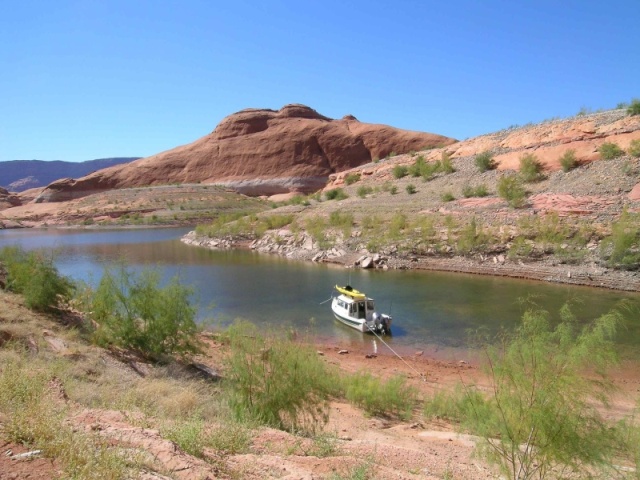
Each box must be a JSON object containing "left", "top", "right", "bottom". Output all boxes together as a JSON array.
[{"left": 34, "top": 104, "right": 456, "bottom": 202}]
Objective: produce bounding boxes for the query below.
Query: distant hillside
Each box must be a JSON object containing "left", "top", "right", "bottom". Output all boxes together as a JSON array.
[
  {"left": 0, "top": 158, "right": 140, "bottom": 192},
  {"left": 33, "top": 104, "right": 456, "bottom": 202}
]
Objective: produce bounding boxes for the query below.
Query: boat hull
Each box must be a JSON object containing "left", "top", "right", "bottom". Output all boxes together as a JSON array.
[{"left": 332, "top": 308, "right": 368, "bottom": 333}]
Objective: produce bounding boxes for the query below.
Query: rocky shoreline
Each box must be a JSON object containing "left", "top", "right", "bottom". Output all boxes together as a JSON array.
[{"left": 181, "top": 230, "right": 640, "bottom": 292}]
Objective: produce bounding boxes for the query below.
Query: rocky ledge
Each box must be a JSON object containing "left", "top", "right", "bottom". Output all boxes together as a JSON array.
[{"left": 181, "top": 228, "right": 640, "bottom": 292}]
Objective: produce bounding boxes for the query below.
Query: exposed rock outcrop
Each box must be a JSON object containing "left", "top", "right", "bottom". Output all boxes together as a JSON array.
[
  {"left": 34, "top": 104, "right": 456, "bottom": 202},
  {"left": 0, "top": 186, "right": 21, "bottom": 209}
]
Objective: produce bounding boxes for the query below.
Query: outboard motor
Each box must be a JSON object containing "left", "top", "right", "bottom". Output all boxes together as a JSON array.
[
  {"left": 380, "top": 314, "right": 392, "bottom": 335},
  {"left": 372, "top": 312, "right": 392, "bottom": 335}
]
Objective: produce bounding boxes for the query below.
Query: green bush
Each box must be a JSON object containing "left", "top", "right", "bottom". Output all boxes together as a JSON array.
[
  {"left": 628, "top": 139, "right": 640, "bottom": 158},
  {"left": 519, "top": 153, "right": 544, "bottom": 182},
  {"left": 406, "top": 184, "right": 417, "bottom": 194},
  {"left": 598, "top": 142, "right": 625, "bottom": 160},
  {"left": 600, "top": 208, "right": 640, "bottom": 269},
  {"left": 225, "top": 321, "right": 339, "bottom": 433},
  {"left": 462, "top": 184, "right": 489, "bottom": 198},
  {"left": 559, "top": 149, "right": 578, "bottom": 172},
  {"left": 79, "top": 265, "right": 201, "bottom": 359},
  {"left": 0, "top": 246, "right": 73, "bottom": 312},
  {"left": 439, "top": 151, "right": 455, "bottom": 173},
  {"left": 389, "top": 185, "right": 398, "bottom": 195},
  {"left": 392, "top": 165, "right": 408, "bottom": 179},
  {"left": 356, "top": 185, "right": 373, "bottom": 198},
  {"left": 456, "top": 217, "right": 488, "bottom": 254},
  {"left": 475, "top": 151, "right": 497, "bottom": 172},
  {"left": 325, "top": 188, "right": 348, "bottom": 201},
  {"left": 497, "top": 175, "right": 527, "bottom": 208},
  {"left": 507, "top": 236, "right": 533, "bottom": 260},
  {"left": 344, "top": 371, "right": 417, "bottom": 420},
  {"left": 627, "top": 98, "right": 640, "bottom": 116},
  {"left": 441, "top": 191, "right": 455, "bottom": 202},
  {"left": 408, "top": 156, "right": 426, "bottom": 177},
  {"left": 344, "top": 173, "right": 361, "bottom": 185},
  {"left": 453, "top": 303, "right": 625, "bottom": 480},
  {"left": 329, "top": 211, "right": 354, "bottom": 237}
]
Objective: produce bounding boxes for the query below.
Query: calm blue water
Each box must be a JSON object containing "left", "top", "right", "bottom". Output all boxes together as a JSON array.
[{"left": 1, "top": 227, "right": 638, "bottom": 357}]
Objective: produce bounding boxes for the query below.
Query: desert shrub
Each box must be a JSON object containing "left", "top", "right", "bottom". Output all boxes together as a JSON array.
[
  {"left": 439, "top": 151, "right": 455, "bottom": 173},
  {"left": 206, "top": 420, "right": 252, "bottom": 455},
  {"left": 456, "top": 217, "right": 488, "bottom": 254},
  {"left": 497, "top": 175, "right": 527, "bottom": 208},
  {"left": 225, "top": 321, "right": 339, "bottom": 433},
  {"left": 329, "top": 211, "right": 354, "bottom": 237},
  {"left": 475, "top": 151, "right": 497, "bottom": 172},
  {"left": 392, "top": 165, "right": 408, "bottom": 179},
  {"left": 600, "top": 208, "right": 640, "bottom": 269},
  {"left": 408, "top": 156, "right": 426, "bottom": 177},
  {"left": 389, "top": 185, "right": 398, "bottom": 195},
  {"left": 452, "top": 303, "right": 626, "bottom": 480},
  {"left": 389, "top": 213, "right": 408, "bottom": 239},
  {"left": 406, "top": 184, "right": 417, "bottom": 194},
  {"left": 598, "top": 142, "right": 625, "bottom": 160},
  {"left": 627, "top": 98, "right": 640, "bottom": 116},
  {"left": 344, "top": 173, "right": 361, "bottom": 185},
  {"left": 161, "top": 418, "right": 207, "bottom": 457},
  {"left": 559, "top": 149, "right": 578, "bottom": 172},
  {"left": 0, "top": 246, "right": 73, "bottom": 312},
  {"left": 304, "top": 215, "right": 330, "bottom": 248},
  {"left": 79, "top": 265, "right": 201, "bottom": 359},
  {"left": 261, "top": 214, "right": 294, "bottom": 232},
  {"left": 344, "top": 371, "right": 417, "bottom": 420},
  {"left": 423, "top": 385, "right": 486, "bottom": 423},
  {"left": 507, "top": 236, "right": 533, "bottom": 259},
  {"left": 628, "top": 139, "right": 640, "bottom": 158},
  {"left": 441, "top": 191, "right": 455, "bottom": 202},
  {"left": 519, "top": 153, "right": 544, "bottom": 182},
  {"left": 325, "top": 188, "right": 348, "bottom": 201},
  {"left": 356, "top": 185, "right": 373, "bottom": 198},
  {"left": 462, "top": 184, "right": 489, "bottom": 198}
]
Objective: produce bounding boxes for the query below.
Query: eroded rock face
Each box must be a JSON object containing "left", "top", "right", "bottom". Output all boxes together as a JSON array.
[
  {"left": 36, "top": 104, "right": 456, "bottom": 201},
  {"left": 0, "top": 187, "right": 22, "bottom": 209}
]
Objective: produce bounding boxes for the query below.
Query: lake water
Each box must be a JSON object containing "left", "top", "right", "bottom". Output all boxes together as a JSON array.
[{"left": 1, "top": 227, "right": 638, "bottom": 359}]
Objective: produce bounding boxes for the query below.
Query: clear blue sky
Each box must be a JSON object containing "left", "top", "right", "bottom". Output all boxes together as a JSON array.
[{"left": 2, "top": 0, "right": 639, "bottom": 162}]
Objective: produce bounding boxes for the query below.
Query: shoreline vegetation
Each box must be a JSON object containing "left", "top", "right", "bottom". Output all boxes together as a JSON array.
[{"left": 1, "top": 247, "right": 639, "bottom": 479}]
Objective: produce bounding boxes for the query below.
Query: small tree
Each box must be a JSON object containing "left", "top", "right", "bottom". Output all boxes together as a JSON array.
[
  {"left": 475, "top": 151, "right": 497, "bottom": 172},
  {"left": 0, "top": 246, "right": 73, "bottom": 312},
  {"left": 627, "top": 98, "right": 640, "bottom": 116},
  {"left": 628, "top": 139, "right": 640, "bottom": 158},
  {"left": 519, "top": 153, "right": 543, "bottom": 182},
  {"left": 497, "top": 175, "right": 527, "bottom": 208},
  {"left": 598, "top": 142, "right": 625, "bottom": 160},
  {"left": 81, "top": 265, "right": 201, "bottom": 359},
  {"left": 459, "top": 303, "right": 625, "bottom": 480},
  {"left": 558, "top": 149, "right": 578, "bottom": 172},
  {"left": 392, "top": 165, "right": 408, "bottom": 179}
]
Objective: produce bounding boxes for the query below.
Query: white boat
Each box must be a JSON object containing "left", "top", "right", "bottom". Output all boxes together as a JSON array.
[{"left": 331, "top": 285, "right": 392, "bottom": 334}]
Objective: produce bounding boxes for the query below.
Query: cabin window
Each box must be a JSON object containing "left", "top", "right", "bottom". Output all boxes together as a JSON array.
[{"left": 367, "top": 300, "right": 374, "bottom": 311}]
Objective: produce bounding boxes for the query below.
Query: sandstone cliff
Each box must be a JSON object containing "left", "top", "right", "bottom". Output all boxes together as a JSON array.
[{"left": 34, "top": 104, "right": 456, "bottom": 202}]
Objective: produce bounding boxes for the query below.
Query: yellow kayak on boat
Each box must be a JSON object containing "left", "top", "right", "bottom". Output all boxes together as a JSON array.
[{"left": 335, "top": 285, "right": 366, "bottom": 300}]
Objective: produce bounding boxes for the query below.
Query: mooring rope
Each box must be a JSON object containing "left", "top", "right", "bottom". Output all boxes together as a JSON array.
[
  {"left": 319, "top": 295, "right": 333, "bottom": 305},
  {"left": 368, "top": 327, "right": 427, "bottom": 382}
]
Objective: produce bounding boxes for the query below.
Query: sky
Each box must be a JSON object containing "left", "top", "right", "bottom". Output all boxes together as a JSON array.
[{"left": 1, "top": 1, "right": 639, "bottom": 162}]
